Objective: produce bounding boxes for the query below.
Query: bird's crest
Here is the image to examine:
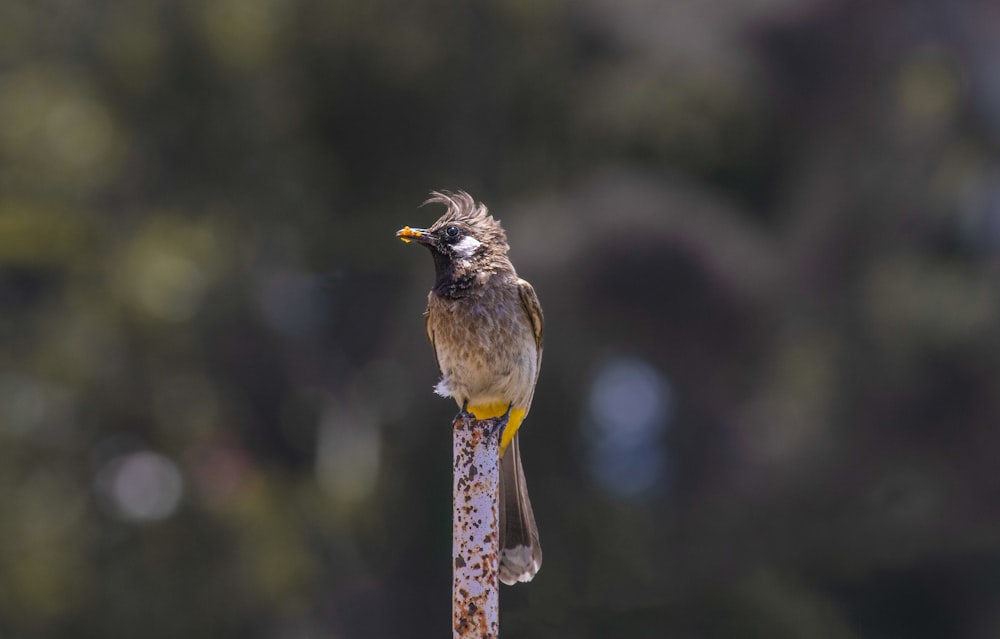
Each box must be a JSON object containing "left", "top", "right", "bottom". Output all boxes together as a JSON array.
[{"left": 424, "top": 190, "right": 508, "bottom": 251}]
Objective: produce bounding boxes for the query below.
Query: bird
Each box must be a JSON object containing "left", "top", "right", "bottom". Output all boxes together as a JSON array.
[{"left": 396, "top": 190, "right": 543, "bottom": 585}]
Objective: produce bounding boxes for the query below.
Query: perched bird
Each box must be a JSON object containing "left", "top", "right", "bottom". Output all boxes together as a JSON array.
[{"left": 397, "top": 191, "right": 543, "bottom": 585}]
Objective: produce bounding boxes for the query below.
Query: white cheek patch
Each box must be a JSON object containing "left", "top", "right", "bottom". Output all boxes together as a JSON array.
[{"left": 453, "top": 235, "right": 482, "bottom": 258}]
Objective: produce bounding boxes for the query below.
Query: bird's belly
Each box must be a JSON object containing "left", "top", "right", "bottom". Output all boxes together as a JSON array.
[
  {"left": 437, "top": 349, "right": 533, "bottom": 404},
  {"left": 433, "top": 317, "right": 537, "bottom": 409}
]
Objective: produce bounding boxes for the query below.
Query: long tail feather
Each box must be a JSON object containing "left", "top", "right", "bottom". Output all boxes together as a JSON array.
[{"left": 498, "top": 434, "right": 542, "bottom": 585}]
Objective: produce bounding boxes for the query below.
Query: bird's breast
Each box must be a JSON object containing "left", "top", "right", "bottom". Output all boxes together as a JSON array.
[{"left": 427, "top": 291, "right": 537, "bottom": 407}]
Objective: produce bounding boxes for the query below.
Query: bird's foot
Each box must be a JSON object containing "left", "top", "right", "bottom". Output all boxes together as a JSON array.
[
  {"left": 456, "top": 400, "right": 476, "bottom": 423},
  {"left": 485, "top": 404, "right": 512, "bottom": 440},
  {"left": 454, "top": 402, "right": 510, "bottom": 441}
]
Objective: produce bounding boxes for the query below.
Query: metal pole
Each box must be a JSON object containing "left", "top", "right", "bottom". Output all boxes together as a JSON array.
[{"left": 452, "top": 413, "right": 500, "bottom": 639}]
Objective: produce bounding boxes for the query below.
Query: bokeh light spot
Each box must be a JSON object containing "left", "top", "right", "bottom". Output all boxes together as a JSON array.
[
  {"left": 95, "top": 451, "right": 184, "bottom": 523},
  {"left": 583, "top": 356, "right": 674, "bottom": 499}
]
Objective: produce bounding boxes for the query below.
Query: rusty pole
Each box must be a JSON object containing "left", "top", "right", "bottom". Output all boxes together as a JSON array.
[{"left": 453, "top": 413, "right": 501, "bottom": 639}]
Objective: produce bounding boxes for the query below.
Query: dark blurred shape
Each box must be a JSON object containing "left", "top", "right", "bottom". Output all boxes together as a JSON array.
[{"left": 254, "top": 269, "right": 328, "bottom": 337}]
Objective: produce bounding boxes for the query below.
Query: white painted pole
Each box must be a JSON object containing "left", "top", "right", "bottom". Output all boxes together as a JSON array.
[{"left": 452, "top": 413, "right": 500, "bottom": 639}]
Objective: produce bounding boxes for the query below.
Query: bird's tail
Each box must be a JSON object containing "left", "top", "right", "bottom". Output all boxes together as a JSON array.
[{"left": 498, "top": 433, "right": 542, "bottom": 585}]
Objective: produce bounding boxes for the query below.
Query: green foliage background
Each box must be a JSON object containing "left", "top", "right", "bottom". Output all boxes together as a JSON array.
[{"left": 2, "top": 0, "right": 1000, "bottom": 637}]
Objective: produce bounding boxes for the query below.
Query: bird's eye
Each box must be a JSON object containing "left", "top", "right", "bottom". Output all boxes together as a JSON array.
[{"left": 445, "top": 226, "right": 460, "bottom": 238}]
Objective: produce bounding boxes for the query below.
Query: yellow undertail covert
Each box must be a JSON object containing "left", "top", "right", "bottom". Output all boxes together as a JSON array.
[{"left": 466, "top": 402, "right": 526, "bottom": 456}]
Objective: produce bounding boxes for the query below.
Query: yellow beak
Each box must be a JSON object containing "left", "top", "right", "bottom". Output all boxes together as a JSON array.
[{"left": 396, "top": 226, "right": 429, "bottom": 244}]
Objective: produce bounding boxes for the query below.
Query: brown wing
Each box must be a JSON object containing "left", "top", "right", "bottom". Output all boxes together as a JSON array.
[
  {"left": 517, "top": 278, "right": 544, "bottom": 407},
  {"left": 499, "top": 279, "right": 545, "bottom": 583}
]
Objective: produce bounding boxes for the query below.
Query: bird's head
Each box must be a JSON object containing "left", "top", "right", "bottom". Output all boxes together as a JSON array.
[
  {"left": 397, "top": 191, "right": 511, "bottom": 297},
  {"left": 397, "top": 191, "right": 508, "bottom": 260}
]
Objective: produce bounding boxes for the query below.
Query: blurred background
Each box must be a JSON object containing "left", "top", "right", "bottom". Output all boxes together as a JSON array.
[{"left": 3, "top": 0, "right": 1000, "bottom": 637}]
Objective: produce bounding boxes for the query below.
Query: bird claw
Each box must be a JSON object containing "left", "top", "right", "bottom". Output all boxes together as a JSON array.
[
  {"left": 455, "top": 402, "right": 510, "bottom": 442},
  {"left": 485, "top": 404, "right": 512, "bottom": 440},
  {"left": 485, "top": 414, "right": 507, "bottom": 440},
  {"left": 457, "top": 400, "right": 476, "bottom": 423}
]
